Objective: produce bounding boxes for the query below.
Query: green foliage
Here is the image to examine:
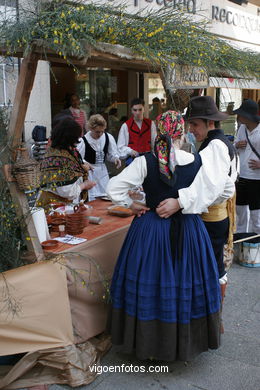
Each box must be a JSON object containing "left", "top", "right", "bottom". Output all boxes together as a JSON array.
[
  {"left": 0, "top": 108, "right": 26, "bottom": 272},
  {"left": 0, "top": 0, "right": 259, "bottom": 78}
]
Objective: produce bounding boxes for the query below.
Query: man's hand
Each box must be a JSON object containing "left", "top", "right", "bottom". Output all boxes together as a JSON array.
[
  {"left": 248, "top": 159, "right": 260, "bottom": 170},
  {"left": 156, "top": 198, "right": 180, "bottom": 218},
  {"left": 114, "top": 158, "right": 122, "bottom": 169},
  {"left": 130, "top": 202, "right": 150, "bottom": 217},
  {"left": 235, "top": 140, "right": 247, "bottom": 149}
]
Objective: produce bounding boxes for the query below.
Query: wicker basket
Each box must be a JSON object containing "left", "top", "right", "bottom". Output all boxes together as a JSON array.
[{"left": 12, "top": 147, "right": 41, "bottom": 191}]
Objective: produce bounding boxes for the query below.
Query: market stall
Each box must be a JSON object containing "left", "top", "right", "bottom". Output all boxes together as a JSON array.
[
  {"left": 1, "top": 1, "right": 260, "bottom": 388},
  {"left": 0, "top": 200, "right": 133, "bottom": 389},
  {"left": 48, "top": 199, "right": 134, "bottom": 344}
]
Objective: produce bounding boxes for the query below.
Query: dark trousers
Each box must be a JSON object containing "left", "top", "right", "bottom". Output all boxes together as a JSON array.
[
  {"left": 203, "top": 217, "right": 229, "bottom": 279},
  {"left": 236, "top": 177, "right": 260, "bottom": 210}
]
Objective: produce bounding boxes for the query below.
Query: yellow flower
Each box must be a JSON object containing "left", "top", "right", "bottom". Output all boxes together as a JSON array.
[{"left": 26, "top": 237, "right": 31, "bottom": 241}]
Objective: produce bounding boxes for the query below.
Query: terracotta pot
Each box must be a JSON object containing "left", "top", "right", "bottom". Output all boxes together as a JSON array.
[{"left": 41, "top": 240, "right": 59, "bottom": 250}]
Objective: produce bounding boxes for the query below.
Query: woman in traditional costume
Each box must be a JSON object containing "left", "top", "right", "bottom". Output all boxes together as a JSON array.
[
  {"left": 77, "top": 114, "right": 121, "bottom": 201},
  {"left": 37, "top": 117, "right": 95, "bottom": 210},
  {"left": 106, "top": 111, "right": 221, "bottom": 362}
]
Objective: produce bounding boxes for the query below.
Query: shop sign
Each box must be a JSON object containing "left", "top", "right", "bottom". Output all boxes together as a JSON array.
[
  {"left": 133, "top": 0, "right": 197, "bottom": 13},
  {"left": 212, "top": 6, "right": 260, "bottom": 34},
  {"left": 165, "top": 65, "right": 209, "bottom": 90}
]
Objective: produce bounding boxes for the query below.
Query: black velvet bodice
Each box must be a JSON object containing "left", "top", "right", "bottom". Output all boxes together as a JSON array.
[{"left": 142, "top": 152, "right": 202, "bottom": 210}]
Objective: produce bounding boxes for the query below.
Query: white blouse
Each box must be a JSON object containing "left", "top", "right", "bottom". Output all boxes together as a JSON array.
[
  {"left": 47, "top": 177, "right": 83, "bottom": 203},
  {"left": 77, "top": 132, "right": 120, "bottom": 163}
]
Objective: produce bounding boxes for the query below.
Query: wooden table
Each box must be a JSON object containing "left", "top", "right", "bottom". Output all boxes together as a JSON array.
[{"left": 49, "top": 199, "right": 134, "bottom": 343}]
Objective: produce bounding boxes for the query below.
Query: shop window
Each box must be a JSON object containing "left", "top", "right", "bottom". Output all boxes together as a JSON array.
[
  {"left": 0, "top": 58, "right": 19, "bottom": 107},
  {"left": 76, "top": 68, "right": 113, "bottom": 117}
]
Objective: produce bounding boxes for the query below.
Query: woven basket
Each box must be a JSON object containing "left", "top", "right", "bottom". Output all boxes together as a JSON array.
[{"left": 12, "top": 147, "right": 41, "bottom": 191}]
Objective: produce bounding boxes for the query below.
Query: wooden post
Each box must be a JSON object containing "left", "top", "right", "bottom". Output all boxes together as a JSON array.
[
  {"left": 7, "top": 50, "right": 45, "bottom": 260},
  {"left": 8, "top": 51, "right": 39, "bottom": 151}
]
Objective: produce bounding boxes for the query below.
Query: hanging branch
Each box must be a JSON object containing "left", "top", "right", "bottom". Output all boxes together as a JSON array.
[{"left": 0, "top": 0, "right": 259, "bottom": 78}]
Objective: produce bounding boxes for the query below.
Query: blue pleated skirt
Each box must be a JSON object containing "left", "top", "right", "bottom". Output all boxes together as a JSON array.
[{"left": 108, "top": 211, "right": 222, "bottom": 361}]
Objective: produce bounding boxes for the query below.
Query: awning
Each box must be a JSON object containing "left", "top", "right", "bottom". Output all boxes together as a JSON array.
[{"left": 209, "top": 77, "right": 260, "bottom": 89}]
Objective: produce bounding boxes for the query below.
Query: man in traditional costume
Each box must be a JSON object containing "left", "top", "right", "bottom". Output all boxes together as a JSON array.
[
  {"left": 156, "top": 96, "right": 239, "bottom": 333},
  {"left": 117, "top": 98, "right": 157, "bottom": 165}
]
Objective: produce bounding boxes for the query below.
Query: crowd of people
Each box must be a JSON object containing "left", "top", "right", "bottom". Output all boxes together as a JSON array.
[{"left": 35, "top": 93, "right": 259, "bottom": 362}]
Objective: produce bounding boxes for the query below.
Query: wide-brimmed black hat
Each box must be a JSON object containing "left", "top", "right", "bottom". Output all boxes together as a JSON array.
[
  {"left": 184, "top": 96, "right": 229, "bottom": 121},
  {"left": 232, "top": 99, "right": 260, "bottom": 123}
]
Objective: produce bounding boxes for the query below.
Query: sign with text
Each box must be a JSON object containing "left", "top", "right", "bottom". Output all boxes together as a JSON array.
[{"left": 165, "top": 65, "right": 209, "bottom": 90}]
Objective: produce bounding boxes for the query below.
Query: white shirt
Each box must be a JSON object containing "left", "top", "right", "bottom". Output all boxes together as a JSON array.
[
  {"left": 117, "top": 119, "right": 157, "bottom": 159},
  {"left": 178, "top": 139, "right": 238, "bottom": 214},
  {"left": 234, "top": 123, "right": 260, "bottom": 180},
  {"left": 77, "top": 132, "right": 120, "bottom": 163}
]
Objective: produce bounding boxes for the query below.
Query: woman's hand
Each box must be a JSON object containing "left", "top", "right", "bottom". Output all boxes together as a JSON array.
[
  {"left": 80, "top": 180, "right": 96, "bottom": 191},
  {"left": 114, "top": 158, "right": 122, "bottom": 169},
  {"left": 128, "top": 190, "right": 144, "bottom": 201},
  {"left": 156, "top": 198, "right": 180, "bottom": 218},
  {"left": 82, "top": 162, "right": 94, "bottom": 172},
  {"left": 130, "top": 202, "right": 150, "bottom": 217}
]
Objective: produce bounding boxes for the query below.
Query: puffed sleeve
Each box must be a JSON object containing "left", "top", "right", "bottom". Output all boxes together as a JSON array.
[
  {"left": 106, "top": 156, "right": 147, "bottom": 207},
  {"left": 178, "top": 140, "right": 232, "bottom": 214},
  {"left": 117, "top": 123, "right": 133, "bottom": 159},
  {"left": 77, "top": 137, "right": 85, "bottom": 160},
  {"left": 106, "top": 133, "right": 120, "bottom": 162},
  {"left": 54, "top": 177, "right": 83, "bottom": 202}
]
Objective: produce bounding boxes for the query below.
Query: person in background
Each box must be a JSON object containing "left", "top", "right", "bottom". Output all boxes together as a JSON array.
[
  {"left": 64, "top": 93, "right": 87, "bottom": 135},
  {"left": 77, "top": 114, "right": 121, "bottom": 201},
  {"left": 161, "top": 98, "right": 167, "bottom": 111},
  {"left": 233, "top": 99, "right": 260, "bottom": 234},
  {"left": 149, "top": 97, "right": 163, "bottom": 120},
  {"left": 108, "top": 108, "right": 121, "bottom": 141},
  {"left": 37, "top": 117, "right": 95, "bottom": 210},
  {"left": 183, "top": 121, "right": 196, "bottom": 153},
  {"left": 156, "top": 96, "right": 238, "bottom": 333},
  {"left": 117, "top": 98, "right": 157, "bottom": 166},
  {"left": 106, "top": 111, "right": 221, "bottom": 362}
]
